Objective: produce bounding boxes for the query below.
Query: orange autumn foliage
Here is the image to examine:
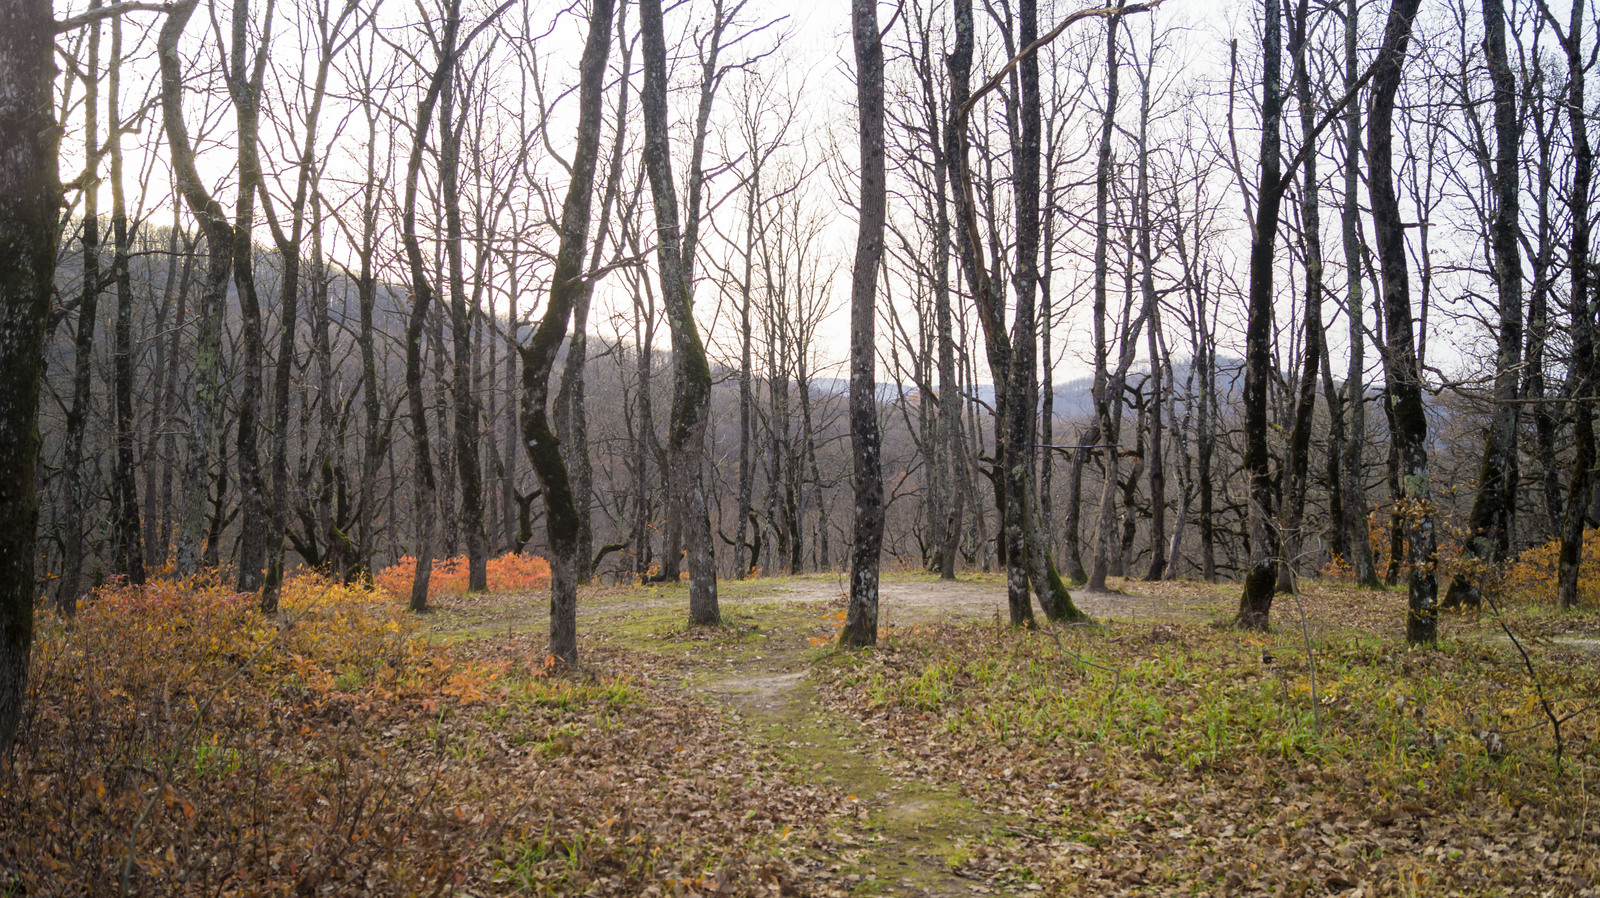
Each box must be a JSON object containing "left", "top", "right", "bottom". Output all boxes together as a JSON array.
[{"left": 374, "top": 551, "right": 551, "bottom": 599}]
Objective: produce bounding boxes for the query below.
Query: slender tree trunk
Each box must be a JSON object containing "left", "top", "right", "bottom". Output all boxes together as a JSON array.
[
  {"left": 521, "top": 0, "right": 613, "bottom": 662},
  {"left": 259, "top": 0, "right": 350, "bottom": 609},
  {"left": 161, "top": 0, "right": 236, "bottom": 577},
  {"left": 638, "top": 0, "right": 718, "bottom": 624},
  {"left": 1087, "top": 13, "right": 1121, "bottom": 594},
  {"left": 1525, "top": 67, "right": 1562, "bottom": 536},
  {"left": 1136, "top": 50, "right": 1166, "bottom": 582},
  {"left": 1544, "top": 0, "right": 1594, "bottom": 611},
  {"left": 108, "top": 17, "right": 144, "bottom": 586},
  {"left": 59, "top": 5, "right": 102, "bottom": 613},
  {"left": 1444, "top": 0, "right": 1524, "bottom": 610},
  {"left": 1236, "top": 0, "right": 1286, "bottom": 630},
  {"left": 400, "top": 0, "right": 466, "bottom": 613},
  {"left": 1369, "top": 0, "right": 1435, "bottom": 644},
  {"left": 1279, "top": 0, "right": 1326, "bottom": 594},
  {"left": 1341, "top": 0, "right": 1380, "bottom": 588},
  {"left": 0, "top": 0, "right": 58, "bottom": 751},
  {"left": 227, "top": 0, "right": 270, "bottom": 592},
  {"left": 840, "top": 0, "right": 887, "bottom": 646},
  {"left": 440, "top": 58, "right": 489, "bottom": 593}
]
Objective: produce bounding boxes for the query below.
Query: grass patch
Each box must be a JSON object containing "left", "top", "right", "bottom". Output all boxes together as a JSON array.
[{"left": 817, "top": 600, "right": 1600, "bottom": 894}]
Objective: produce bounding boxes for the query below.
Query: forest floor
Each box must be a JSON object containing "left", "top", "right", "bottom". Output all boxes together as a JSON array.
[
  {"left": 8, "top": 570, "right": 1600, "bottom": 896},
  {"left": 423, "top": 572, "right": 1600, "bottom": 896}
]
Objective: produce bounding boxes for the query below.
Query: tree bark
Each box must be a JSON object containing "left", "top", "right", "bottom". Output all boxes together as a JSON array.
[
  {"left": 0, "top": 0, "right": 58, "bottom": 752},
  {"left": 638, "top": 0, "right": 718, "bottom": 625},
  {"left": 1236, "top": 0, "right": 1286, "bottom": 630},
  {"left": 440, "top": 45, "right": 489, "bottom": 593},
  {"left": 1340, "top": 0, "right": 1380, "bottom": 588},
  {"left": 226, "top": 0, "right": 271, "bottom": 593},
  {"left": 59, "top": 3, "right": 102, "bottom": 614},
  {"left": 108, "top": 15, "right": 144, "bottom": 586},
  {"left": 520, "top": 0, "right": 613, "bottom": 662},
  {"left": 160, "top": 0, "right": 236, "bottom": 577},
  {"left": 1369, "top": 0, "right": 1435, "bottom": 644},
  {"left": 840, "top": 0, "right": 886, "bottom": 647},
  {"left": 1542, "top": 0, "right": 1594, "bottom": 611},
  {"left": 1443, "top": 0, "right": 1523, "bottom": 610},
  {"left": 1278, "top": 0, "right": 1326, "bottom": 595}
]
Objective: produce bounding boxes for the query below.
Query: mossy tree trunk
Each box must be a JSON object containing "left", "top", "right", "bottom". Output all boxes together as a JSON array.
[
  {"left": 1368, "top": 0, "right": 1435, "bottom": 644},
  {"left": 520, "top": 0, "right": 614, "bottom": 663}
]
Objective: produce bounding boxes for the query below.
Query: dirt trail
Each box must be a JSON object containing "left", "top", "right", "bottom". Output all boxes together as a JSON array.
[
  {"left": 682, "top": 576, "right": 1208, "bottom": 896},
  {"left": 437, "top": 575, "right": 1214, "bottom": 895}
]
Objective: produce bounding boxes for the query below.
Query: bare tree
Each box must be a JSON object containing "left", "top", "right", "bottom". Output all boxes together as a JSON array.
[
  {"left": 0, "top": 0, "right": 57, "bottom": 752},
  {"left": 521, "top": 0, "right": 615, "bottom": 663},
  {"left": 1368, "top": 0, "right": 1434, "bottom": 643},
  {"left": 1538, "top": 0, "right": 1595, "bottom": 612},
  {"left": 1443, "top": 0, "right": 1524, "bottom": 611},
  {"left": 58, "top": 1, "right": 103, "bottom": 613},
  {"left": 839, "top": 0, "right": 887, "bottom": 647},
  {"left": 160, "top": 0, "right": 237, "bottom": 577},
  {"left": 637, "top": 0, "right": 721, "bottom": 625}
]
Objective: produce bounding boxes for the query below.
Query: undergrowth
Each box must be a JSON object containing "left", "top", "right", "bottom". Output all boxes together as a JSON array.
[
  {"left": 0, "top": 572, "right": 832, "bottom": 896},
  {"left": 818, "top": 613, "right": 1600, "bottom": 895}
]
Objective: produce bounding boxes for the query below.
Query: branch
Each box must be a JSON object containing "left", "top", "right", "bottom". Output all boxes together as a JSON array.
[{"left": 57, "top": 1, "right": 173, "bottom": 33}]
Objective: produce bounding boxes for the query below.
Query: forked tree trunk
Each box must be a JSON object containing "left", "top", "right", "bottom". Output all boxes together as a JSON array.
[
  {"left": 1278, "top": 0, "right": 1325, "bottom": 595},
  {"left": 400, "top": 0, "right": 464, "bottom": 613},
  {"left": 638, "top": 0, "right": 718, "bottom": 625},
  {"left": 160, "top": 0, "right": 236, "bottom": 577},
  {"left": 520, "top": 0, "right": 613, "bottom": 663},
  {"left": 441, "top": 54, "right": 489, "bottom": 593}
]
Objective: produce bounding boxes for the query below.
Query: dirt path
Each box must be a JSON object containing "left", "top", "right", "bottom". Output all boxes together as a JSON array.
[
  {"left": 662, "top": 576, "right": 1211, "bottom": 896},
  {"left": 435, "top": 575, "right": 1217, "bottom": 895}
]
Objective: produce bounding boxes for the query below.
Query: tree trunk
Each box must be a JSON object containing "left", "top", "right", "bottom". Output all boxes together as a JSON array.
[
  {"left": 1544, "top": 0, "right": 1594, "bottom": 611},
  {"left": 1279, "top": 0, "right": 1326, "bottom": 595},
  {"left": 840, "top": 0, "right": 886, "bottom": 647},
  {"left": 638, "top": 0, "right": 718, "bottom": 625},
  {"left": 108, "top": 16, "right": 144, "bottom": 586},
  {"left": 440, "top": 55, "right": 489, "bottom": 593},
  {"left": 161, "top": 0, "right": 236, "bottom": 577},
  {"left": 0, "top": 0, "right": 58, "bottom": 751},
  {"left": 521, "top": 0, "right": 613, "bottom": 662},
  {"left": 1369, "top": 0, "right": 1435, "bottom": 644},
  {"left": 59, "top": 5, "right": 102, "bottom": 614},
  {"left": 1443, "top": 0, "right": 1524, "bottom": 610},
  {"left": 1087, "top": 13, "right": 1121, "bottom": 594},
  {"left": 1340, "top": 0, "right": 1380, "bottom": 588},
  {"left": 1236, "top": 0, "right": 1286, "bottom": 631},
  {"left": 226, "top": 0, "right": 271, "bottom": 593},
  {"left": 400, "top": 0, "right": 466, "bottom": 613}
]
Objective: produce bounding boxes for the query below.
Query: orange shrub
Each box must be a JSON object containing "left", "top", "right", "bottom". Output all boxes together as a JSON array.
[
  {"left": 374, "top": 551, "right": 551, "bottom": 599},
  {"left": 1505, "top": 528, "right": 1600, "bottom": 606}
]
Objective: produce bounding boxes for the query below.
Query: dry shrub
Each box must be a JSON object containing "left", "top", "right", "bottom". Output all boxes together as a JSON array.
[
  {"left": 374, "top": 551, "right": 552, "bottom": 599},
  {"left": 1506, "top": 527, "right": 1600, "bottom": 606}
]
